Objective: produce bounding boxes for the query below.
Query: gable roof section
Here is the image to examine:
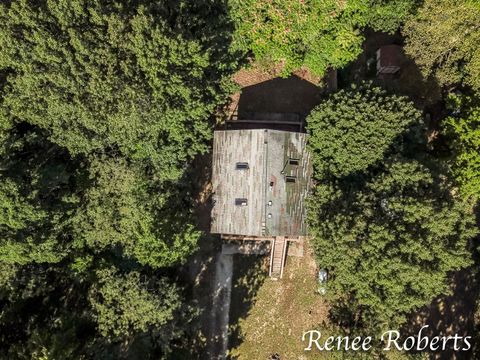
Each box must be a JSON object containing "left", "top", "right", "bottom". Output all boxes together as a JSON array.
[{"left": 211, "top": 129, "right": 312, "bottom": 237}]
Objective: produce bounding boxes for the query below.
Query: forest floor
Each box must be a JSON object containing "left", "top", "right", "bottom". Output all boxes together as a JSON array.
[
  {"left": 404, "top": 267, "right": 479, "bottom": 360},
  {"left": 227, "top": 244, "right": 330, "bottom": 360}
]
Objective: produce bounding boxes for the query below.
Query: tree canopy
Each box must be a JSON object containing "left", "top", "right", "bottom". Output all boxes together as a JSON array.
[
  {"left": 0, "top": 0, "right": 239, "bottom": 357},
  {"left": 89, "top": 268, "right": 187, "bottom": 341},
  {"left": 1, "top": 0, "right": 479, "bottom": 357},
  {"left": 308, "top": 157, "right": 476, "bottom": 329},
  {"left": 229, "top": 0, "right": 416, "bottom": 76},
  {"left": 444, "top": 94, "right": 480, "bottom": 201},
  {"left": 403, "top": 0, "right": 480, "bottom": 92},
  {"left": 307, "top": 83, "right": 422, "bottom": 178},
  {"left": 307, "top": 84, "right": 477, "bottom": 332},
  {"left": 0, "top": 0, "right": 238, "bottom": 178}
]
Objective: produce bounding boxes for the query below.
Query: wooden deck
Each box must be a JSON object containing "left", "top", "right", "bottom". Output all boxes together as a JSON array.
[{"left": 221, "top": 235, "right": 305, "bottom": 279}]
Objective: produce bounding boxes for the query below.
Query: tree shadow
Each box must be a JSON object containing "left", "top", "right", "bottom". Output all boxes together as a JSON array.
[
  {"left": 401, "top": 266, "right": 479, "bottom": 360},
  {"left": 227, "top": 254, "right": 269, "bottom": 359},
  {"left": 340, "top": 29, "right": 442, "bottom": 110}
]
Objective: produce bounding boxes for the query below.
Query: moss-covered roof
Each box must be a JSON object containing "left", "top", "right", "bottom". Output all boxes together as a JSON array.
[{"left": 211, "top": 129, "right": 312, "bottom": 237}]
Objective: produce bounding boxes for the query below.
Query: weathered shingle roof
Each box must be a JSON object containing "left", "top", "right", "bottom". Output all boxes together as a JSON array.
[{"left": 211, "top": 129, "right": 312, "bottom": 237}]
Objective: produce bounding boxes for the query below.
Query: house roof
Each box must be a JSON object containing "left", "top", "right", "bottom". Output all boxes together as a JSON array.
[{"left": 211, "top": 129, "right": 312, "bottom": 237}]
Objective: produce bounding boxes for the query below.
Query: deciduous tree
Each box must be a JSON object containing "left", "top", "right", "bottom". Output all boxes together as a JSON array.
[
  {"left": 0, "top": 0, "right": 238, "bottom": 356},
  {"left": 89, "top": 268, "right": 188, "bottom": 343},
  {"left": 0, "top": 0, "right": 236, "bottom": 179},
  {"left": 308, "top": 156, "right": 477, "bottom": 330},
  {"left": 444, "top": 94, "right": 480, "bottom": 200},
  {"left": 307, "top": 84, "right": 477, "bottom": 332},
  {"left": 230, "top": 0, "right": 416, "bottom": 76},
  {"left": 403, "top": 0, "right": 480, "bottom": 92}
]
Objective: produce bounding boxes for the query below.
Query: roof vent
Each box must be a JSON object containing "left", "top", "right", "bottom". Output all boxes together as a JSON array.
[
  {"left": 236, "top": 162, "right": 249, "bottom": 170},
  {"left": 286, "top": 175, "right": 296, "bottom": 183},
  {"left": 235, "top": 198, "right": 248, "bottom": 206}
]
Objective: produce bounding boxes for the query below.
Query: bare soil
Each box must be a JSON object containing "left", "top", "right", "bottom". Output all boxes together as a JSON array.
[{"left": 225, "top": 64, "right": 327, "bottom": 121}]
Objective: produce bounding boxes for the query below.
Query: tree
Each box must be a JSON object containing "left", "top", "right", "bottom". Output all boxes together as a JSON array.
[
  {"left": 403, "top": 0, "right": 480, "bottom": 92},
  {"left": 0, "top": 0, "right": 239, "bottom": 356},
  {"left": 308, "top": 156, "right": 477, "bottom": 330},
  {"left": 71, "top": 156, "right": 200, "bottom": 269},
  {"left": 306, "top": 84, "right": 478, "bottom": 332},
  {"left": 0, "top": 130, "right": 75, "bottom": 267},
  {"left": 307, "top": 83, "right": 423, "bottom": 178},
  {"left": 229, "top": 0, "right": 416, "bottom": 76},
  {"left": 89, "top": 268, "right": 188, "bottom": 344},
  {"left": 444, "top": 94, "right": 480, "bottom": 200},
  {"left": 0, "top": 0, "right": 237, "bottom": 179}
]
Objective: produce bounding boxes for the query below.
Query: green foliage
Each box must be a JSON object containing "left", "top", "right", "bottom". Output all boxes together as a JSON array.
[
  {"left": 72, "top": 156, "right": 200, "bottom": 268},
  {"left": 307, "top": 83, "right": 422, "bottom": 178},
  {"left": 444, "top": 94, "right": 480, "bottom": 200},
  {"left": 403, "top": 0, "right": 480, "bottom": 92},
  {"left": 0, "top": 0, "right": 236, "bottom": 179},
  {"left": 366, "top": 0, "right": 416, "bottom": 33},
  {"left": 309, "top": 157, "right": 476, "bottom": 329},
  {"left": 229, "top": 0, "right": 415, "bottom": 76},
  {"left": 0, "top": 0, "right": 239, "bottom": 357},
  {"left": 307, "top": 84, "right": 477, "bottom": 332},
  {"left": 0, "top": 133, "right": 73, "bottom": 266},
  {"left": 0, "top": 263, "right": 17, "bottom": 291},
  {"left": 89, "top": 268, "right": 184, "bottom": 340}
]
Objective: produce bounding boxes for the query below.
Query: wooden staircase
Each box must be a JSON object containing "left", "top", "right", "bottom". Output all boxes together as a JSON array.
[{"left": 269, "top": 236, "right": 287, "bottom": 279}]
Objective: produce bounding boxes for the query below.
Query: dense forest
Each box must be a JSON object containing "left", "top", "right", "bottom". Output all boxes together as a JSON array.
[{"left": 0, "top": 0, "right": 479, "bottom": 359}]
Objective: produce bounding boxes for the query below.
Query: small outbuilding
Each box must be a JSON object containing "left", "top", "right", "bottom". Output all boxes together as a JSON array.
[{"left": 376, "top": 44, "right": 404, "bottom": 75}]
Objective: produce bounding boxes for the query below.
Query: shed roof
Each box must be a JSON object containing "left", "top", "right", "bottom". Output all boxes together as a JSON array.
[
  {"left": 377, "top": 44, "right": 404, "bottom": 68},
  {"left": 211, "top": 129, "right": 312, "bottom": 237}
]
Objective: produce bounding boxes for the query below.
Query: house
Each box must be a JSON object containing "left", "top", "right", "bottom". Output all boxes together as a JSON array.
[{"left": 211, "top": 129, "right": 312, "bottom": 279}]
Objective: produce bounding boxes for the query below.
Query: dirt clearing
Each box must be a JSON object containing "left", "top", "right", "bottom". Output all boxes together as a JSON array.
[{"left": 227, "top": 246, "right": 330, "bottom": 359}]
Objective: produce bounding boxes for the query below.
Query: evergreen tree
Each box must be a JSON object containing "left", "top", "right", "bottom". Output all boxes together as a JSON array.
[
  {"left": 307, "top": 83, "right": 423, "bottom": 178},
  {"left": 307, "top": 84, "right": 478, "bottom": 332}
]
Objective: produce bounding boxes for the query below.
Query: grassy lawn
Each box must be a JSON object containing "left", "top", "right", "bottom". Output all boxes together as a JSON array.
[{"left": 228, "top": 247, "right": 331, "bottom": 359}]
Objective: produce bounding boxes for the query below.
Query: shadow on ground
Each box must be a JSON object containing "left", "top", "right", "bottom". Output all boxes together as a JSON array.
[
  {"left": 402, "top": 267, "right": 479, "bottom": 360},
  {"left": 227, "top": 254, "right": 269, "bottom": 359},
  {"left": 183, "top": 153, "right": 268, "bottom": 360},
  {"left": 228, "top": 75, "right": 327, "bottom": 132},
  {"left": 340, "top": 29, "right": 442, "bottom": 110},
  {"left": 238, "top": 75, "right": 324, "bottom": 117}
]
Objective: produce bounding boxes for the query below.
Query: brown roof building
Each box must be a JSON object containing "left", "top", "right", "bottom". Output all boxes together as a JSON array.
[
  {"left": 211, "top": 129, "right": 312, "bottom": 238},
  {"left": 376, "top": 44, "right": 404, "bottom": 75}
]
